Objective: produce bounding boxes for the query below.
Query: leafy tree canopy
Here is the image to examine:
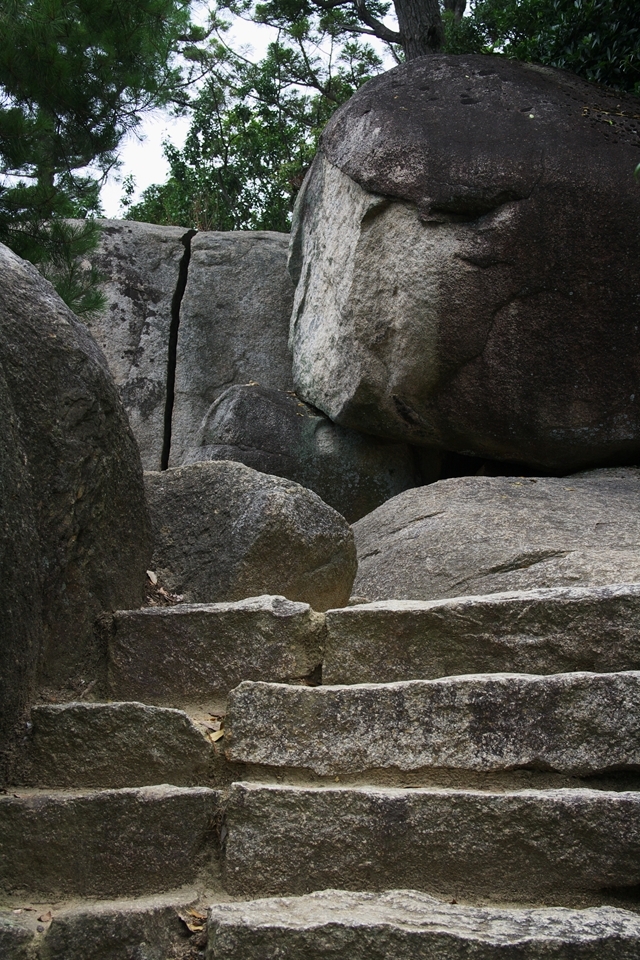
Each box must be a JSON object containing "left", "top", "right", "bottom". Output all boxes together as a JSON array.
[
  {"left": 127, "top": 0, "right": 639, "bottom": 235},
  {"left": 0, "top": 0, "right": 201, "bottom": 312}
]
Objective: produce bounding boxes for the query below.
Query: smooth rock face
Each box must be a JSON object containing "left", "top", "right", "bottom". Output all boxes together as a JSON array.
[
  {"left": 324, "top": 584, "right": 640, "bottom": 684},
  {"left": 146, "top": 461, "right": 356, "bottom": 611},
  {"left": 184, "top": 383, "right": 420, "bottom": 522},
  {"left": 0, "top": 785, "right": 219, "bottom": 898},
  {"left": 223, "top": 783, "right": 640, "bottom": 901},
  {"left": 108, "top": 597, "right": 325, "bottom": 709},
  {"left": 225, "top": 673, "right": 640, "bottom": 777},
  {"left": 208, "top": 890, "right": 640, "bottom": 960},
  {"left": 20, "top": 702, "right": 212, "bottom": 788},
  {"left": 353, "top": 470, "right": 640, "bottom": 602},
  {"left": 289, "top": 56, "right": 640, "bottom": 469},
  {"left": 82, "top": 220, "right": 191, "bottom": 470},
  {"left": 0, "top": 243, "right": 152, "bottom": 691},
  {"left": 171, "top": 232, "right": 294, "bottom": 465},
  {"left": 0, "top": 364, "right": 41, "bottom": 763}
]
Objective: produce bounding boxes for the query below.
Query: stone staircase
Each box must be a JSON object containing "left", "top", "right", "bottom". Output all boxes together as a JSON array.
[{"left": 3, "top": 585, "right": 640, "bottom": 958}]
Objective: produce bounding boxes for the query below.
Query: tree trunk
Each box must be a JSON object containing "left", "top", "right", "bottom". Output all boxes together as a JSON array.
[
  {"left": 443, "top": 0, "right": 466, "bottom": 23},
  {"left": 393, "top": 0, "right": 444, "bottom": 58}
]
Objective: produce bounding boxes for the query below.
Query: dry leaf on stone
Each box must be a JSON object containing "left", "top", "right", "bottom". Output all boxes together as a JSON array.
[
  {"left": 201, "top": 720, "right": 222, "bottom": 732},
  {"left": 37, "top": 912, "right": 53, "bottom": 923},
  {"left": 146, "top": 570, "right": 158, "bottom": 585},
  {"left": 179, "top": 912, "right": 206, "bottom": 933},
  {"left": 208, "top": 729, "right": 224, "bottom": 743}
]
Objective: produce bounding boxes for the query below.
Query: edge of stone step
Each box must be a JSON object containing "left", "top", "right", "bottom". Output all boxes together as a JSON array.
[
  {"left": 0, "top": 785, "right": 221, "bottom": 901},
  {"left": 326, "top": 582, "right": 640, "bottom": 682},
  {"left": 106, "top": 594, "right": 325, "bottom": 709},
  {"left": 207, "top": 888, "right": 640, "bottom": 959},
  {"left": 222, "top": 781, "right": 640, "bottom": 904},
  {"left": 0, "top": 888, "right": 209, "bottom": 960},
  {"left": 17, "top": 701, "right": 215, "bottom": 789},
  {"left": 224, "top": 672, "right": 640, "bottom": 777}
]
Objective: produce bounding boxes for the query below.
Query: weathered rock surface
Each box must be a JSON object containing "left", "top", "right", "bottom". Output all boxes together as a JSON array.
[
  {"left": 0, "top": 242, "right": 152, "bottom": 695},
  {"left": 223, "top": 782, "right": 640, "bottom": 901},
  {"left": 0, "top": 785, "right": 219, "bottom": 899},
  {"left": 108, "top": 596, "right": 324, "bottom": 709},
  {"left": 324, "top": 584, "right": 640, "bottom": 684},
  {"left": 145, "top": 461, "right": 356, "bottom": 610},
  {"left": 40, "top": 892, "right": 200, "bottom": 960},
  {"left": 353, "top": 470, "right": 640, "bottom": 602},
  {"left": 82, "top": 220, "right": 192, "bottom": 470},
  {"left": 171, "top": 232, "right": 294, "bottom": 465},
  {"left": 0, "top": 914, "right": 33, "bottom": 960},
  {"left": 225, "top": 673, "right": 640, "bottom": 777},
  {"left": 184, "top": 384, "right": 420, "bottom": 523},
  {"left": 289, "top": 56, "right": 640, "bottom": 470},
  {"left": 19, "top": 702, "right": 212, "bottom": 788},
  {"left": 208, "top": 890, "right": 640, "bottom": 960},
  {"left": 0, "top": 364, "right": 41, "bottom": 768}
]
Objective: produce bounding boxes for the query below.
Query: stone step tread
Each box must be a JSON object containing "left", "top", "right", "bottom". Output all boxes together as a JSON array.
[
  {"left": 107, "top": 595, "right": 324, "bottom": 710},
  {"left": 223, "top": 782, "right": 640, "bottom": 903},
  {"left": 208, "top": 889, "right": 640, "bottom": 959},
  {"left": 225, "top": 672, "right": 640, "bottom": 776},
  {"left": 0, "top": 785, "right": 220, "bottom": 900},
  {"left": 18, "top": 701, "right": 215, "bottom": 789},
  {"left": 324, "top": 583, "right": 640, "bottom": 683}
]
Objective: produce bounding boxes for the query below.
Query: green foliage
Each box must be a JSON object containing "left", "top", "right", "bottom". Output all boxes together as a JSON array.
[
  {"left": 444, "top": 0, "right": 640, "bottom": 94},
  {"left": 125, "top": 3, "right": 388, "bottom": 230},
  {"left": 0, "top": 0, "right": 196, "bottom": 312}
]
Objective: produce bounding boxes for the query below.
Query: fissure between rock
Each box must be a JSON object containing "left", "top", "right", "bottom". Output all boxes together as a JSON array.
[{"left": 161, "top": 228, "right": 197, "bottom": 470}]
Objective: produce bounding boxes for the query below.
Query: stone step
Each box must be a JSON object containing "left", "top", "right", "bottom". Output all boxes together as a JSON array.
[
  {"left": 324, "top": 584, "right": 640, "bottom": 684},
  {"left": 106, "top": 595, "right": 324, "bottom": 711},
  {"left": 0, "top": 785, "right": 220, "bottom": 900},
  {"left": 17, "top": 701, "right": 214, "bottom": 789},
  {"left": 222, "top": 782, "right": 640, "bottom": 903},
  {"left": 1, "top": 890, "right": 203, "bottom": 960},
  {"left": 207, "top": 889, "right": 640, "bottom": 959},
  {"left": 224, "top": 672, "right": 640, "bottom": 777}
]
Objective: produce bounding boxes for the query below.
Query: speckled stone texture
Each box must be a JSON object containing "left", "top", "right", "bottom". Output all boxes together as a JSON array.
[
  {"left": 145, "top": 461, "right": 356, "bottom": 611},
  {"left": 352, "top": 470, "right": 640, "bottom": 603},
  {"left": 108, "top": 596, "right": 324, "bottom": 710},
  {"left": 323, "top": 584, "right": 640, "bottom": 684},
  {"left": 19, "top": 702, "right": 212, "bottom": 788},
  {"left": 0, "top": 785, "right": 220, "bottom": 899},
  {"left": 171, "top": 231, "right": 294, "bottom": 465},
  {"left": 289, "top": 56, "right": 640, "bottom": 470},
  {"left": 224, "top": 672, "right": 640, "bottom": 777},
  {"left": 223, "top": 782, "right": 640, "bottom": 902},
  {"left": 207, "top": 890, "right": 640, "bottom": 960}
]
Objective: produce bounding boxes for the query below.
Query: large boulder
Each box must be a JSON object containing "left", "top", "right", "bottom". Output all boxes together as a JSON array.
[
  {"left": 0, "top": 243, "right": 152, "bottom": 702},
  {"left": 145, "top": 460, "right": 356, "bottom": 611},
  {"left": 170, "top": 232, "right": 294, "bottom": 465},
  {"left": 82, "top": 220, "right": 193, "bottom": 470},
  {"left": 289, "top": 55, "right": 640, "bottom": 470},
  {"left": 183, "top": 383, "right": 421, "bottom": 522},
  {"left": 353, "top": 468, "right": 640, "bottom": 601}
]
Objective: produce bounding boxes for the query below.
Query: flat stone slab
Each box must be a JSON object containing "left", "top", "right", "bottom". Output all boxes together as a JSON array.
[
  {"left": 223, "top": 783, "right": 640, "bottom": 902},
  {"left": 38, "top": 891, "right": 201, "bottom": 960},
  {"left": 108, "top": 596, "right": 325, "bottom": 710},
  {"left": 208, "top": 890, "right": 640, "bottom": 959},
  {"left": 19, "top": 702, "right": 212, "bottom": 788},
  {"left": 324, "top": 584, "right": 640, "bottom": 684},
  {"left": 0, "top": 785, "right": 220, "bottom": 899},
  {"left": 224, "top": 672, "right": 640, "bottom": 777}
]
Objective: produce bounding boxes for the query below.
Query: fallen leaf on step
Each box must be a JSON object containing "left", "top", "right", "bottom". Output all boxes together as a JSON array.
[
  {"left": 146, "top": 570, "right": 158, "bottom": 585},
  {"left": 201, "top": 720, "right": 222, "bottom": 732},
  {"left": 37, "top": 912, "right": 53, "bottom": 923},
  {"left": 187, "top": 908, "right": 207, "bottom": 921},
  {"left": 208, "top": 729, "right": 224, "bottom": 742},
  {"left": 179, "top": 912, "right": 206, "bottom": 933}
]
